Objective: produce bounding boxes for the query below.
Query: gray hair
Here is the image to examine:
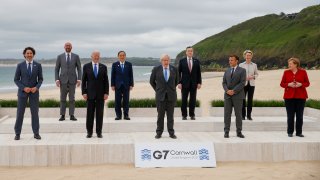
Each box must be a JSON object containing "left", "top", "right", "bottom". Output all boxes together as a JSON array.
[
  {"left": 91, "top": 50, "right": 100, "bottom": 56},
  {"left": 160, "top": 54, "right": 170, "bottom": 62}
]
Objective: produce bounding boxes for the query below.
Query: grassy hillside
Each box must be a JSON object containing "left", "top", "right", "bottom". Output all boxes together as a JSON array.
[{"left": 176, "top": 5, "right": 320, "bottom": 69}]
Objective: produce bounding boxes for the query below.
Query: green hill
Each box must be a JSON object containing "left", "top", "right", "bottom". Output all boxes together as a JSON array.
[{"left": 176, "top": 5, "right": 320, "bottom": 69}]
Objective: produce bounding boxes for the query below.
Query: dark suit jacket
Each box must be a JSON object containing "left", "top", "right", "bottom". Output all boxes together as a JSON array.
[
  {"left": 150, "top": 65, "right": 178, "bottom": 102},
  {"left": 178, "top": 57, "right": 202, "bottom": 89},
  {"left": 222, "top": 66, "right": 246, "bottom": 99},
  {"left": 111, "top": 61, "right": 134, "bottom": 90},
  {"left": 81, "top": 63, "right": 109, "bottom": 100},
  {"left": 55, "top": 52, "right": 82, "bottom": 84},
  {"left": 14, "top": 61, "right": 43, "bottom": 97}
]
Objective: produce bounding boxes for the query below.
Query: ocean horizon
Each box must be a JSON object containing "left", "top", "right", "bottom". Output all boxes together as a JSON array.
[{"left": 0, "top": 66, "right": 153, "bottom": 93}]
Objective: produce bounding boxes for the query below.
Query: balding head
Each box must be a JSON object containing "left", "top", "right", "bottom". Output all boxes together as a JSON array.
[
  {"left": 64, "top": 42, "right": 72, "bottom": 53},
  {"left": 91, "top": 50, "right": 101, "bottom": 64}
]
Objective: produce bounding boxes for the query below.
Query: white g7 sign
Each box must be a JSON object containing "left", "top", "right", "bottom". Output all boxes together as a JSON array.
[{"left": 135, "top": 142, "right": 216, "bottom": 168}]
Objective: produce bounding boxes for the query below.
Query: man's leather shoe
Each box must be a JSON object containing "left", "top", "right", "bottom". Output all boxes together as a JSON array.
[
  {"left": 97, "top": 134, "right": 103, "bottom": 138},
  {"left": 59, "top": 115, "right": 65, "bottom": 121},
  {"left": 14, "top": 134, "right": 20, "bottom": 140},
  {"left": 182, "top": 117, "right": 187, "bottom": 120},
  {"left": 224, "top": 132, "right": 229, "bottom": 138},
  {"left": 34, "top": 134, "right": 41, "bottom": 140},
  {"left": 190, "top": 116, "right": 196, "bottom": 120},
  {"left": 237, "top": 132, "right": 245, "bottom": 138},
  {"left": 288, "top": 134, "right": 293, "bottom": 137},
  {"left": 124, "top": 116, "right": 131, "bottom": 120},
  {"left": 242, "top": 117, "right": 246, "bottom": 120},
  {"left": 170, "top": 134, "right": 177, "bottom": 139},
  {"left": 155, "top": 134, "right": 161, "bottom": 139},
  {"left": 115, "top": 117, "right": 121, "bottom": 120},
  {"left": 70, "top": 115, "right": 77, "bottom": 121},
  {"left": 296, "top": 134, "right": 304, "bottom": 137},
  {"left": 247, "top": 117, "right": 253, "bottom": 120},
  {"left": 87, "top": 134, "right": 92, "bottom": 138}
]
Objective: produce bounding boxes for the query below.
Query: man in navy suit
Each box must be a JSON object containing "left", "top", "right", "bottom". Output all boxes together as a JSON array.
[
  {"left": 111, "top": 51, "right": 134, "bottom": 120},
  {"left": 82, "top": 50, "right": 109, "bottom": 138},
  {"left": 14, "top": 47, "right": 43, "bottom": 140}
]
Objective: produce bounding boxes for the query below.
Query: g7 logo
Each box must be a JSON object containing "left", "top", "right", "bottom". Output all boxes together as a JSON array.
[{"left": 153, "top": 150, "right": 169, "bottom": 159}]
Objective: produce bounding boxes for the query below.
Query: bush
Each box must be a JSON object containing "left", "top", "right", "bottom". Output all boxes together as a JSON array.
[
  {"left": 211, "top": 99, "right": 320, "bottom": 109},
  {"left": 107, "top": 98, "right": 200, "bottom": 108},
  {"left": 0, "top": 99, "right": 87, "bottom": 108}
]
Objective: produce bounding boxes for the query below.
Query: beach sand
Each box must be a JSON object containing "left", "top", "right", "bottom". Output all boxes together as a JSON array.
[
  {"left": 0, "top": 161, "right": 319, "bottom": 180},
  {"left": 1, "top": 69, "right": 319, "bottom": 116}
]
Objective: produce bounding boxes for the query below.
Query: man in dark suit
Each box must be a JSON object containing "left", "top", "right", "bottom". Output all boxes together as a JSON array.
[
  {"left": 150, "top": 54, "right": 179, "bottom": 139},
  {"left": 55, "top": 42, "right": 82, "bottom": 121},
  {"left": 111, "top": 51, "right": 134, "bottom": 120},
  {"left": 82, "top": 50, "right": 109, "bottom": 138},
  {"left": 178, "top": 46, "right": 202, "bottom": 120},
  {"left": 14, "top": 47, "right": 43, "bottom": 140},
  {"left": 222, "top": 55, "right": 246, "bottom": 138}
]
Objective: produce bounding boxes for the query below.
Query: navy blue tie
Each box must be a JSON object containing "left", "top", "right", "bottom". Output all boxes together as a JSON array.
[
  {"left": 28, "top": 63, "right": 32, "bottom": 76},
  {"left": 67, "top": 54, "right": 70, "bottom": 65},
  {"left": 94, "top": 64, "right": 98, "bottom": 78}
]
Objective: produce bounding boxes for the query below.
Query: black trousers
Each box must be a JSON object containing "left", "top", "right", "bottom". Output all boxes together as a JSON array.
[
  {"left": 86, "top": 99, "right": 105, "bottom": 135},
  {"left": 115, "top": 85, "right": 130, "bottom": 118},
  {"left": 242, "top": 83, "right": 255, "bottom": 118},
  {"left": 284, "top": 99, "right": 306, "bottom": 135},
  {"left": 181, "top": 87, "right": 197, "bottom": 117},
  {"left": 156, "top": 95, "right": 175, "bottom": 135}
]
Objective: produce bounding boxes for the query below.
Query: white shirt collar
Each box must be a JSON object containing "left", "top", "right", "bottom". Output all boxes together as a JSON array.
[
  {"left": 25, "top": 60, "right": 33, "bottom": 64},
  {"left": 119, "top": 60, "right": 126, "bottom": 64},
  {"left": 231, "top": 65, "right": 238, "bottom": 70},
  {"left": 187, "top": 57, "right": 193, "bottom": 61},
  {"left": 92, "top": 62, "right": 99, "bottom": 66}
]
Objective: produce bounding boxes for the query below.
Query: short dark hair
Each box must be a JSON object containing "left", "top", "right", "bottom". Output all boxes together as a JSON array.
[
  {"left": 186, "top": 46, "right": 193, "bottom": 50},
  {"left": 229, "top": 54, "right": 239, "bottom": 61},
  {"left": 118, "top": 50, "right": 126, "bottom": 56},
  {"left": 23, "top": 47, "right": 36, "bottom": 56}
]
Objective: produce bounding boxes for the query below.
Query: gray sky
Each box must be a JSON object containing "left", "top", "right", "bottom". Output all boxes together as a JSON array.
[{"left": 0, "top": 0, "right": 318, "bottom": 59}]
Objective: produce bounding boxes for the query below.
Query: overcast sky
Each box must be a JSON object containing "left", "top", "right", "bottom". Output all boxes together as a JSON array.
[{"left": 0, "top": 0, "right": 318, "bottom": 59}]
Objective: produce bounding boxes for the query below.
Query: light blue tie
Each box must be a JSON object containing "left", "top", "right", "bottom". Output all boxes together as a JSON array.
[
  {"left": 121, "top": 63, "right": 124, "bottom": 72},
  {"left": 164, "top": 68, "right": 168, "bottom": 82},
  {"left": 94, "top": 64, "right": 98, "bottom": 78}
]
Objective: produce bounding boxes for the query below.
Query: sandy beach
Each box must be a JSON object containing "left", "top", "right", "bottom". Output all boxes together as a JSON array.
[
  {"left": 1, "top": 69, "right": 319, "bottom": 116},
  {"left": 0, "top": 161, "right": 319, "bottom": 180}
]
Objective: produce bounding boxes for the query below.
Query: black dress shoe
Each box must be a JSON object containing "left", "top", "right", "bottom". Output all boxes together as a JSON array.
[
  {"left": 288, "top": 134, "right": 293, "bottom": 137},
  {"left": 224, "top": 132, "right": 229, "bottom": 138},
  {"left": 70, "top": 115, "right": 77, "bottom": 121},
  {"left": 242, "top": 117, "right": 246, "bottom": 120},
  {"left": 182, "top": 117, "right": 187, "bottom": 120},
  {"left": 34, "top": 134, "right": 41, "bottom": 140},
  {"left": 169, "top": 134, "right": 177, "bottom": 139},
  {"left": 124, "top": 116, "right": 131, "bottom": 120},
  {"left": 115, "top": 117, "right": 121, "bottom": 120},
  {"left": 237, "top": 132, "right": 245, "bottom": 138},
  {"left": 97, "top": 134, "right": 103, "bottom": 138},
  {"left": 190, "top": 116, "right": 196, "bottom": 120},
  {"left": 296, "top": 134, "right": 304, "bottom": 137},
  {"left": 247, "top": 117, "right": 253, "bottom": 120},
  {"left": 155, "top": 134, "right": 161, "bottom": 139},
  {"left": 87, "top": 134, "right": 92, "bottom": 138},
  {"left": 14, "top": 134, "right": 20, "bottom": 140},
  {"left": 59, "top": 115, "right": 65, "bottom": 121}
]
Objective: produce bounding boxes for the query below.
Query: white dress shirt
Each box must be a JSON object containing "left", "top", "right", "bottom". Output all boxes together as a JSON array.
[{"left": 25, "top": 60, "right": 34, "bottom": 72}]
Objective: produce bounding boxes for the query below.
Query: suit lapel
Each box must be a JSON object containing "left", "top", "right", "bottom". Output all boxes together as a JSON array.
[{"left": 31, "top": 62, "right": 37, "bottom": 77}]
